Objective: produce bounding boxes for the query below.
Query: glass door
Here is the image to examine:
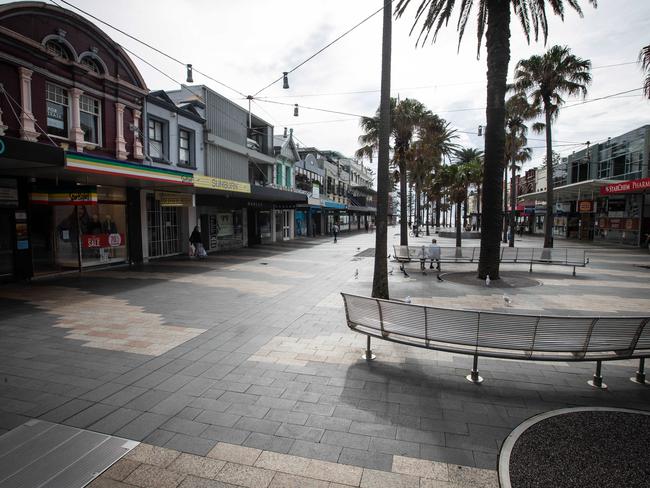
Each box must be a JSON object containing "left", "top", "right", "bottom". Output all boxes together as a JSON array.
[
  {"left": 283, "top": 210, "right": 291, "bottom": 239},
  {"left": 147, "top": 194, "right": 181, "bottom": 257}
]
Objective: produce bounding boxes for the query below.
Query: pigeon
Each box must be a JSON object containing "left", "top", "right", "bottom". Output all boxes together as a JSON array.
[
  {"left": 404, "top": 296, "right": 412, "bottom": 304},
  {"left": 389, "top": 267, "right": 394, "bottom": 275},
  {"left": 485, "top": 275, "right": 491, "bottom": 287},
  {"left": 503, "top": 294, "right": 512, "bottom": 307},
  {"left": 436, "top": 274, "right": 443, "bottom": 282},
  {"left": 354, "top": 269, "right": 359, "bottom": 279},
  {"left": 387, "top": 254, "right": 391, "bottom": 259},
  {"left": 357, "top": 247, "right": 360, "bottom": 251}
]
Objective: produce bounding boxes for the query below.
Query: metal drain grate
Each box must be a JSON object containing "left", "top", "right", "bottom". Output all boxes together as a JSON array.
[{"left": 0, "top": 419, "right": 138, "bottom": 488}]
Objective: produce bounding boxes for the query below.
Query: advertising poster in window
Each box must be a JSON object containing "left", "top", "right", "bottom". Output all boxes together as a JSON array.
[{"left": 217, "top": 213, "right": 234, "bottom": 237}]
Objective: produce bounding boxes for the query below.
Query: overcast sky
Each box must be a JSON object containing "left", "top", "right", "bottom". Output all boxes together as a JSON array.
[{"left": 21, "top": 0, "right": 650, "bottom": 176}]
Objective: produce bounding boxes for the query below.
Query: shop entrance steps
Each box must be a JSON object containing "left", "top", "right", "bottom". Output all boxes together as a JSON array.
[{"left": 0, "top": 419, "right": 138, "bottom": 488}]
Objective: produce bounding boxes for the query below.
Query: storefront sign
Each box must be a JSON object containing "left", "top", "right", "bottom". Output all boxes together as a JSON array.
[
  {"left": 193, "top": 175, "right": 251, "bottom": 194},
  {"left": 66, "top": 153, "right": 194, "bottom": 185},
  {"left": 312, "top": 183, "right": 320, "bottom": 199},
  {"left": 82, "top": 233, "right": 125, "bottom": 248},
  {"left": 577, "top": 200, "right": 594, "bottom": 213},
  {"left": 600, "top": 177, "right": 650, "bottom": 195},
  {"left": 596, "top": 218, "right": 639, "bottom": 230},
  {"left": 0, "top": 178, "right": 18, "bottom": 207},
  {"left": 29, "top": 187, "right": 98, "bottom": 205},
  {"left": 156, "top": 192, "right": 193, "bottom": 207}
]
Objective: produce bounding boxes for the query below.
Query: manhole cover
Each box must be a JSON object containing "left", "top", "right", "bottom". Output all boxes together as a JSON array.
[
  {"left": 354, "top": 248, "right": 375, "bottom": 257},
  {"left": 440, "top": 271, "right": 541, "bottom": 288},
  {"left": 501, "top": 408, "right": 650, "bottom": 488}
]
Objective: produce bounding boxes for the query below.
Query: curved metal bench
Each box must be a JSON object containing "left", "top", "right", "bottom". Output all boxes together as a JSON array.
[
  {"left": 341, "top": 293, "right": 649, "bottom": 389},
  {"left": 393, "top": 246, "right": 589, "bottom": 276}
]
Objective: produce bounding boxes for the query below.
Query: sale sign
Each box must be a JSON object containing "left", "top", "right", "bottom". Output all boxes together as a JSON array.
[{"left": 82, "top": 233, "right": 124, "bottom": 248}]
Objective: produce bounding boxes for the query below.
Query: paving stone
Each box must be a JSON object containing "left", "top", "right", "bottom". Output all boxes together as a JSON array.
[
  {"left": 161, "top": 417, "right": 209, "bottom": 437},
  {"left": 447, "top": 464, "right": 499, "bottom": 488},
  {"left": 419, "top": 445, "right": 476, "bottom": 467},
  {"left": 292, "top": 402, "right": 335, "bottom": 416},
  {"left": 215, "top": 462, "right": 275, "bottom": 488},
  {"left": 225, "top": 403, "right": 270, "bottom": 419},
  {"left": 349, "top": 421, "right": 397, "bottom": 439},
  {"left": 87, "top": 478, "right": 139, "bottom": 488},
  {"left": 268, "top": 472, "right": 329, "bottom": 488},
  {"left": 288, "top": 439, "right": 342, "bottom": 462},
  {"left": 178, "top": 475, "right": 236, "bottom": 488},
  {"left": 338, "top": 447, "right": 393, "bottom": 471},
  {"left": 165, "top": 433, "right": 217, "bottom": 456},
  {"left": 124, "top": 463, "right": 184, "bottom": 488},
  {"left": 102, "top": 458, "right": 141, "bottom": 481},
  {"left": 178, "top": 407, "right": 203, "bottom": 421},
  {"left": 168, "top": 453, "right": 225, "bottom": 478},
  {"left": 143, "top": 429, "right": 177, "bottom": 447},
  {"left": 103, "top": 386, "right": 149, "bottom": 407},
  {"left": 305, "top": 414, "right": 352, "bottom": 432},
  {"left": 219, "top": 392, "right": 260, "bottom": 405},
  {"left": 305, "top": 458, "right": 363, "bottom": 486},
  {"left": 125, "top": 443, "right": 181, "bottom": 467},
  {"left": 254, "top": 450, "right": 311, "bottom": 476},
  {"left": 445, "top": 433, "right": 499, "bottom": 454},
  {"left": 64, "top": 403, "right": 118, "bottom": 429},
  {"left": 368, "top": 437, "right": 420, "bottom": 457},
  {"left": 264, "top": 409, "right": 308, "bottom": 425},
  {"left": 150, "top": 394, "right": 195, "bottom": 416},
  {"left": 392, "top": 455, "right": 448, "bottom": 481},
  {"left": 80, "top": 382, "right": 129, "bottom": 402},
  {"left": 190, "top": 397, "right": 230, "bottom": 412},
  {"left": 242, "top": 432, "right": 295, "bottom": 454},
  {"left": 195, "top": 410, "right": 241, "bottom": 428},
  {"left": 207, "top": 442, "right": 262, "bottom": 465},
  {"left": 116, "top": 412, "right": 171, "bottom": 440},
  {"left": 321, "top": 430, "right": 370, "bottom": 450},
  {"left": 233, "top": 416, "right": 281, "bottom": 435},
  {"left": 360, "top": 468, "right": 419, "bottom": 488},
  {"left": 39, "top": 398, "right": 94, "bottom": 423},
  {"left": 201, "top": 426, "right": 251, "bottom": 445},
  {"left": 155, "top": 374, "right": 195, "bottom": 393},
  {"left": 275, "top": 423, "right": 324, "bottom": 443},
  {"left": 396, "top": 427, "right": 445, "bottom": 446},
  {"left": 89, "top": 408, "right": 143, "bottom": 435},
  {"left": 124, "top": 390, "right": 171, "bottom": 411}
]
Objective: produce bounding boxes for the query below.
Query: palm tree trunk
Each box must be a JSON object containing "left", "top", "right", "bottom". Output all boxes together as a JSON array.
[
  {"left": 509, "top": 162, "right": 516, "bottom": 247},
  {"left": 455, "top": 201, "right": 462, "bottom": 247},
  {"left": 478, "top": 0, "right": 510, "bottom": 280},
  {"left": 476, "top": 186, "right": 481, "bottom": 229},
  {"left": 372, "top": 0, "right": 391, "bottom": 300},
  {"left": 425, "top": 195, "right": 430, "bottom": 236},
  {"left": 435, "top": 197, "right": 441, "bottom": 228},
  {"left": 543, "top": 105, "right": 554, "bottom": 248},
  {"left": 399, "top": 159, "right": 408, "bottom": 246},
  {"left": 502, "top": 166, "right": 508, "bottom": 243}
]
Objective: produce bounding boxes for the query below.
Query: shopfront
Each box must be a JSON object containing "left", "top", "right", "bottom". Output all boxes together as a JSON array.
[
  {"left": 28, "top": 185, "right": 128, "bottom": 274},
  {"left": 0, "top": 178, "right": 19, "bottom": 279},
  {"left": 596, "top": 178, "right": 650, "bottom": 246},
  {"left": 145, "top": 192, "right": 186, "bottom": 258}
]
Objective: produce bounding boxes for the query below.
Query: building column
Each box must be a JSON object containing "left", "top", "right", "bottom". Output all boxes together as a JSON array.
[
  {"left": 17, "top": 68, "right": 39, "bottom": 141},
  {"left": 115, "top": 102, "right": 127, "bottom": 160},
  {"left": 132, "top": 109, "right": 143, "bottom": 160},
  {"left": 69, "top": 87, "right": 85, "bottom": 151}
]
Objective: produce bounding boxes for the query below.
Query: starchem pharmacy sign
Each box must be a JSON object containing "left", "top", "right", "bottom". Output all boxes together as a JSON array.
[
  {"left": 600, "top": 177, "right": 650, "bottom": 195},
  {"left": 193, "top": 175, "right": 250, "bottom": 194}
]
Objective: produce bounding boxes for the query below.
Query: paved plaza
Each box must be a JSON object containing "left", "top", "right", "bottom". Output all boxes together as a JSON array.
[{"left": 1, "top": 228, "right": 649, "bottom": 487}]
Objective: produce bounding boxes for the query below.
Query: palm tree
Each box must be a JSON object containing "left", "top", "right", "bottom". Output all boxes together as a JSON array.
[
  {"left": 455, "top": 148, "right": 483, "bottom": 228},
  {"left": 437, "top": 162, "right": 473, "bottom": 247},
  {"left": 370, "top": 0, "right": 393, "bottom": 300},
  {"left": 396, "top": 0, "right": 596, "bottom": 279},
  {"left": 358, "top": 97, "right": 429, "bottom": 247},
  {"left": 512, "top": 45, "right": 592, "bottom": 248},
  {"left": 640, "top": 44, "right": 650, "bottom": 99}
]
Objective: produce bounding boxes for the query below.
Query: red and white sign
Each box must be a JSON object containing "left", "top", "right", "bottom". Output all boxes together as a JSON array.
[
  {"left": 600, "top": 178, "right": 650, "bottom": 195},
  {"left": 577, "top": 200, "right": 594, "bottom": 213},
  {"left": 82, "top": 233, "right": 124, "bottom": 249}
]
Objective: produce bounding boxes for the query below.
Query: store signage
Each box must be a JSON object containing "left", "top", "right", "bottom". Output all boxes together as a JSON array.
[
  {"left": 82, "top": 233, "right": 125, "bottom": 249},
  {"left": 29, "top": 188, "right": 98, "bottom": 205},
  {"left": 66, "top": 153, "right": 194, "bottom": 185},
  {"left": 156, "top": 192, "right": 193, "bottom": 207},
  {"left": 577, "top": 200, "right": 594, "bottom": 213},
  {"left": 0, "top": 178, "right": 18, "bottom": 207},
  {"left": 596, "top": 218, "right": 639, "bottom": 230},
  {"left": 193, "top": 175, "right": 251, "bottom": 194},
  {"left": 600, "top": 177, "right": 650, "bottom": 195}
]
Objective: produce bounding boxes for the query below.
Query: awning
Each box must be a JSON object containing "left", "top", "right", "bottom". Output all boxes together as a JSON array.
[
  {"left": 0, "top": 136, "right": 64, "bottom": 171},
  {"left": 348, "top": 205, "right": 376, "bottom": 213},
  {"left": 250, "top": 185, "right": 307, "bottom": 203},
  {"left": 518, "top": 179, "right": 618, "bottom": 202},
  {"left": 323, "top": 200, "right": 346, "bottom": 209}
]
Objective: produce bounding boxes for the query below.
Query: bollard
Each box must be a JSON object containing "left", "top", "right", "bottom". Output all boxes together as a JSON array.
[
  {"left": 588, "top": 360, "right": 607, "bottom": 389},
  {"left": 362, "top": 336, "right": 375, "bottom": 361},
  {"left": 630, "top": 358, "right": 647, "bottom": 385},
  {"left": 466, "top": 354, "right": 483, "bottom": 384}
]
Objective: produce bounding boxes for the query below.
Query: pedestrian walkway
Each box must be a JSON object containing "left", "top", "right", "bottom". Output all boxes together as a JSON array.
[{"left": 0, "top": 228, "right": 648, "bottom": 485}]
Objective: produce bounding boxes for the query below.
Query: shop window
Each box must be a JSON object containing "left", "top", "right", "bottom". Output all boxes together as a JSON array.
[
  {"left": 79, "top": 187, "right": 127, "bottom": 267},
  {"left": 276, "top": 164, "right": 283, "bottom": 186},
  {"left": 46, "top": 83, "right": 69, "bottom": 138},
  {"left": 285, "top": 167, "right": 291, "bottom": 188},
  {"left": 148, "top": 118, "right": 167, "bottom": 161},
  {"left": 179, "top": 128, "right": 194, "bottom": 167},
  {"left": 80, "top": 94, "right": 101, "bottom": 145}
]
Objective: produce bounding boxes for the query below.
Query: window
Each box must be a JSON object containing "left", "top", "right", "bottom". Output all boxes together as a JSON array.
[
  {"left": 46, "top": 83, "right": 68, "bottom": 138},
  {"left": 179, "top": 129, "right": 193, "bottom": 166},
  {"left": 276, "top": 164, "right": 283, "bottom": 186},
  {"left": 285, "top": 166, "right": 291, "bottom": 187},
  {"left": 80, "top": 56, "right": 101, "bottom": 74},
  {"left": 80, "top": 94, "right": 101, "bottom": 144},
  {"left": 148, "top": 118, "right": 166, "bottom": 160},
  {"left": 45, "top": 40, "right": 71, "bottom": 60}
]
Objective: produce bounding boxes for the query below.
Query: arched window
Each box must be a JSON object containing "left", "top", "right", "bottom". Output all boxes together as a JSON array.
[
  {"left": 80, "top": 56, "right": 101, "bottom": 74},
  {"left": 45, "top": 39, "right": 72, "bottom": 60}
]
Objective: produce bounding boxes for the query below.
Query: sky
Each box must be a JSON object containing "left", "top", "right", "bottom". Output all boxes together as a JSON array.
[{"left": 18, "top": 0, "right": 650, "bottom": 178}]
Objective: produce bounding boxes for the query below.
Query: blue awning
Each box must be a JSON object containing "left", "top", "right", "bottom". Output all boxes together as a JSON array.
[{"left": 324, "top": 200, "right": 346, "bottom": 209}]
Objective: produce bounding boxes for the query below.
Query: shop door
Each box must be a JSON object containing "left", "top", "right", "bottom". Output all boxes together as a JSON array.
[
  {"left": 0, "top": 211, "right": 13, "bottom": 277},
  {"left": 147, "top": 194, "right": 181, "bottom": 257},
  {"left": 247, "top": 210, "right": 259, "bottom": 245},
  {"left": 283, "top": 210, "right": 291, "bottom": 239},
  {"left": 31, "top": 205, "right": 56, "bottom": 273}
]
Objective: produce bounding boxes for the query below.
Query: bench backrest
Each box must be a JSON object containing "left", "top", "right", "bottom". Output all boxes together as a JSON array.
[
  {"left": 393, "top": 245, "right": 440, "bottom": 260},
  {"left": 341, "top": 293, "right": 649, "bottom": 360},
  {"left": 393, "top": 246, "right": 587, "bottom": 265}
]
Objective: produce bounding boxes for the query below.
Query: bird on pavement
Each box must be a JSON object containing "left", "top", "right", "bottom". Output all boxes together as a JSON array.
[
  {"left": 503, "top": 295, "right": 512, "bottom": 307},
  {"left": 354, "top": 269, "right": 359, "bottom": 279},
  {"left": 436, "top": 274, "right": 443, "bottom": 282},
  {"left": 404, "top": 296, "right": 412, "bottom": 304},
  {"left": 485, "top": 275, "right": 491, "bottom": 287}
]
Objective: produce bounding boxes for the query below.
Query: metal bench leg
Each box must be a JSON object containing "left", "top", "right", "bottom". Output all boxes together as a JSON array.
[
  {"left": 588, "top": 360, "right": 607, "bottom": 389},
  {"left": 573, "top": 266, "right": 576, "bottom": 277},
  {"left": 362, "top": 336, "right": 376, "bottom": 361},
  {"left": 529, "top": 261, "right": 533, "bottom": 273},
  {"left": 466, "top": 354, "right": 483, "bottom": 384},
  {"left": 630, "top": 358, "right": 647, "bottom": 385}
]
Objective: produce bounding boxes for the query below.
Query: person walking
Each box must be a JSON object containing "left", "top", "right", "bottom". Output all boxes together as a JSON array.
[
  {"left": 365, "top": 220, "right": 369, "bottom": 233},
  {"left": 333, "top": 222, "right": 340, "bottom": 243},
  {"left": 189, "top": 226, "right": 206, "bottom": 258}
]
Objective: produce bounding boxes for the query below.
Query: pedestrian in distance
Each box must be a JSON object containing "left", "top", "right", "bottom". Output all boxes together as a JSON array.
[
  {"left": 333, "top": 222, "right": 340, "bottom": 243},
  {"left": 189, "top": 226, "right": 207, "bottom": 259},
  {"left": 365, "top": 220, "right": 369, "bottom": 233}
]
